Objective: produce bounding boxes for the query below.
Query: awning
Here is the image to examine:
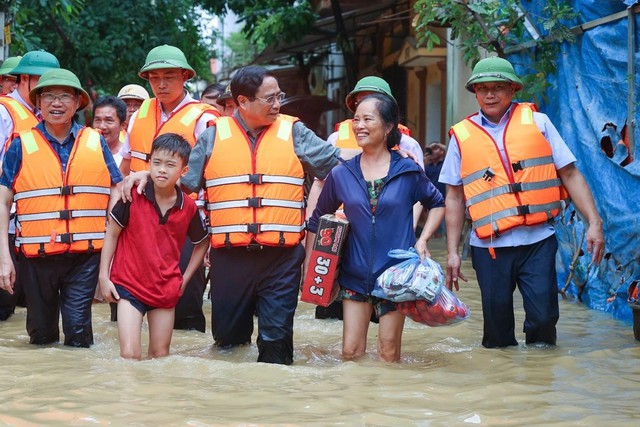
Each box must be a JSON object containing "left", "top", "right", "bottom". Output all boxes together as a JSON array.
[{"left": 254, "top": 0, "right": 400, "bottom": 64}]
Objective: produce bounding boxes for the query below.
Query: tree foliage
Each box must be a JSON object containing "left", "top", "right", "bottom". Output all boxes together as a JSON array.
[
  {"left": 413, "top": 0, "right": 578, "bottom": 103},
  {"left": 202, "top": 0, "right": 317, "bottom": 50},
  {"left": 8, "top": 0, "right": 218, "bottom": 95}
]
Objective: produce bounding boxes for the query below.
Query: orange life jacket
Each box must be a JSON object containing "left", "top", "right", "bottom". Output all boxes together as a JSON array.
[
  {"left": 334, "top": 119, "right": 411, "bottom": 149},
  {"left": 451, "top": 103, "right": 568, "bottom": 239},
  {"left": 203, "top": 114, "right": 306, "bottom": 248},
  {"left": 0, "top": 96, "right": 39, "bottom": 153},
  {"left": 13, "top": 127, "right": 111, "bottom": 257},
  {"left": 128, "top": 98, "right": 218, "bottom": 172}
]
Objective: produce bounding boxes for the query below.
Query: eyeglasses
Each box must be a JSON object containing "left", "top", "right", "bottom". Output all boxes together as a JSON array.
[
  {"left": 473, "top": 84, "right": 513, "bottom": 96},
  {"left": 40, "top": 92, "right": 76, "bottom": 104},
  {"left": 253, "top": 92, "right": 286, "bottom": 105}
]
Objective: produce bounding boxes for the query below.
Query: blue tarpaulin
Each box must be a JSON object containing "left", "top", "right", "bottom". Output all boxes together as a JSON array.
[{"left": 509, "top": 0, "right": 639, "bottom": 321}]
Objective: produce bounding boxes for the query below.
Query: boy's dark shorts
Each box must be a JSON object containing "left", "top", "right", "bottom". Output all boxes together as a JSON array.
[
  {"left": 338, "top": 287, "right": 397, "bottom": 318},
  {"left": 115, "top": 285, "right": 157, "bottom": 315}
]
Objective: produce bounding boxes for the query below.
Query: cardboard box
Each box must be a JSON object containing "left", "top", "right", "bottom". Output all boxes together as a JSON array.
[{"left": 301, "top": 214, "right": 349, "bottom": 307}]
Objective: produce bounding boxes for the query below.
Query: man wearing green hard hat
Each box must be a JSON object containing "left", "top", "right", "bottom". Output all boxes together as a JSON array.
[
  {"left": 440, "top": 56, "right": 604, "bottom": 349},
  {"left": 0, "top": 56, "right": 22, "bottom": 95},
  {"left": 119, "top": 44, "right": 218, "bottom": 333},
  {"left": 0, "top": 68, "right": 123, "bottom": 347},
  {"left": 0, "top": 50, "right": 60, "bottom": 322},
  {"left": 0, "top": 50, "right": 60, "bottom": 162}
]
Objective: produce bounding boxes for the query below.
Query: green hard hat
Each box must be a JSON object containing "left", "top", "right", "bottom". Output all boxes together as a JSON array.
[
  {"left": 9, "top": 50, "right": 60, "bottom": 76},
  {"left": 345, "top": 76, "right": 397, "bottom": 112},
  {"left": 465, "top": 57, "right": 523, "bottom": 93},
  {"left": 0, "top": 56, "right": 22, "bottom": 76},
  {"left": 29, "top": 68, "right": 90, "bottom": 110},
  {"left": 138, "top": 45, "right": 195, "bottom": 80}
]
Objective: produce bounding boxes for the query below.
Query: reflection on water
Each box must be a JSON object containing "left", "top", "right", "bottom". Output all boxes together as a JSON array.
[{"left": 1, "top": 240, "right": 638, "bottom": 426}]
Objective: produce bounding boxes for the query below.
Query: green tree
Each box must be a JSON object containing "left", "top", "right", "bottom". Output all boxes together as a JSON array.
[
  {"left": 8, "top": 0, "right": 217, "bottom": 95},
  {"left": 201, "top": 0, "right": 317, "bottom": 48},
  {"left": 413, "top": 0, "right": 577, "bottom": 103}
]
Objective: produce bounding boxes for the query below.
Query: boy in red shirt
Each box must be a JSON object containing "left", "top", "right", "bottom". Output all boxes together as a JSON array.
[{"left": 99, "top": 133, "right": 209, "bottom": 359}]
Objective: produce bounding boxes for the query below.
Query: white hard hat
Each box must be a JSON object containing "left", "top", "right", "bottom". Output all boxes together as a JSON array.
[{"left": 117, "top": 84, "right": 150, "bottom": 101}]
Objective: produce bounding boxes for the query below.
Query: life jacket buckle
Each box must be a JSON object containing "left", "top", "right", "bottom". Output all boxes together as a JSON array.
[
  {"left": 509, "top": 182, "right": 523, "bottom": 193},
  {"left": 248, "top": 174, "right": 263, "bottom": 184},
  {"left": 247, "top": 197, "right": 262, "bottom": 208},
  {"left": 247, "top": 223, "right": 260, "bottom": 234},
  {"left": 61, "top": 185, "right": 72, "bottom": 196},
  {"left": 512, "top": 161, "right": 523, "bottom": 172},
  {"left": 517, "top": 205, "right": 531, "bottom": 215},
  {"left": 482, "top": 167, "right": 495, "bottom": 181},
  {"left": 59, "top": 209, "right": 71, "bottom": 220}
]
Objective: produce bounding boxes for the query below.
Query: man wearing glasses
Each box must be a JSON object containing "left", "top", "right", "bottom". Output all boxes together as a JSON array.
[
  {"left": 441, "top": 57, "right": 604, "bottom": 348},
  {"left": 124, "top": 65, "right": 343, "bottom": 364},
  {"left": 0, "top": 68, "right": 122, "bottom": 347}
]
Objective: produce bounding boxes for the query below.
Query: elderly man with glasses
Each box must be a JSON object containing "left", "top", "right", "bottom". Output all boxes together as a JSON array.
[
  {"left": 440, "top": 57, "right": 604, "bottom": 349},
  {"left": 0, "top": 68, "right": 123, "bottom": 347}
]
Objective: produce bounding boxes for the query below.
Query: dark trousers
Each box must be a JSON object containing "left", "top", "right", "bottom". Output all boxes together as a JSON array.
[
  {"left": 209, "top": 244, "right": 305, "bottom": 365},
  {"left": 0, "top": 234, "right": 25, "bottom": 321},
  {"left": 471, "top": 235, "right": 559, "bottom": 348},
  {"left": 174, "top": 239, "right": 206, "bottom": 332},
  {"left": 19, "top": 252, "right": 100, "bottom": 347}
]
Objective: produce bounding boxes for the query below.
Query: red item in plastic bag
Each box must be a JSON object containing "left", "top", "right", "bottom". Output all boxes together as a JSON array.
[{"left": 397, "top": 286, "right": 470, "bottom": 327}]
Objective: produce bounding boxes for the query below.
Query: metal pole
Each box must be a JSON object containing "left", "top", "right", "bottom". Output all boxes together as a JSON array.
[{"left": 627, "top": 6, "right": 636, "bottom": 158}]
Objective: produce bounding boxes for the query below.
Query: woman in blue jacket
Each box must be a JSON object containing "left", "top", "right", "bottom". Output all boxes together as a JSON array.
[{"left": 306, "top": 93, "right": 445, "bottom": 362}]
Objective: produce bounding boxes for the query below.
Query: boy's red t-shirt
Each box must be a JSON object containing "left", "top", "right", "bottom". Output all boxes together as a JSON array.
[{"left": 109, "top": 182, "right": 207, "bottom": 308}]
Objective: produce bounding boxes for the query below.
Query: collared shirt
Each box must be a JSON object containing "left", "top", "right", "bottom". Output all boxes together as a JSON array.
[
  {"left": 181, "top": 110, "right": 341, "bottom": 193},
  {"left": 0, "top": 90, "right": 38, "bottom": 162},
  {"left": 0, "top": 121, "right": 123, "bottom": 189},
  {"left": 111, "top": 180, "right": 207, "bottom": 237},
  {"left": 439, "top": 103, "right": 576, "bottom": 248},
  {"left": 120, "top": 92, "right": 218, "bottom": 159}
]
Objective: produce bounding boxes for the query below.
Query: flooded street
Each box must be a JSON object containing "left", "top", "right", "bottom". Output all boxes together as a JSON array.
[{"left": 0, "top": 239, "right": 638, "bottom": 426}]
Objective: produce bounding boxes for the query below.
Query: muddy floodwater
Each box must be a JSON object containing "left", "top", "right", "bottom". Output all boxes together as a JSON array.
[{"left": 0, "top": 240, "right": 638, "bottom": 426}]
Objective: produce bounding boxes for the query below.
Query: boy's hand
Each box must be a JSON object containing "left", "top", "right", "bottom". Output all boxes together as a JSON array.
[
  {"left": 121, "top": 171, "right": 150, "bottom": 202},
  {"left": 99, "top": 276, "right": 120, "bottom": 303}
]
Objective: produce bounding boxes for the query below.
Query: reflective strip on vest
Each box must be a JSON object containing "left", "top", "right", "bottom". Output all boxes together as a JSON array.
[
  {"left": 17, "top": 209, "right": 107, "bottom": 222},
  {"left": 472, "top": 200, "right": 567, "bottom": 231},
  {"left": 511, "top": 155, "right": 554, "bottom": 171},
  {"left": 206, "top": 198, "right": 305, "bottom": 211},
  {"left": 13, "top": 185, "right": 111, "bottom": 201},
  {"left": 194, "top": 199, "right": 205, "bottom": 208},
  {"left": 4, "top": 99, "right": 29, "bottom": 120},
  {"left": 465, "top": 178, "right": 563, "bottom": 207},
  {"left": 205, "top": 174, "right": 305, "bottom": 187},
  {"left": 16, "top": 232, "right": 105, "bottom": 245},
  {"left": 130, "top": 150, "right": 150, "bottom": 161},
  {"left": 209, "top": 223, "right": 305, "bottom": 235}
]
